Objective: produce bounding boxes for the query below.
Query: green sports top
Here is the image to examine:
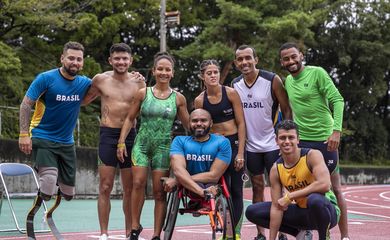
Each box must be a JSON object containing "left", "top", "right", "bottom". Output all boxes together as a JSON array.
[
  {"left": 285, "top": 66, "right": 344, "bottom": 141},
  {"left": 138, "top": 87, "right": 177, "bottom": 140}
]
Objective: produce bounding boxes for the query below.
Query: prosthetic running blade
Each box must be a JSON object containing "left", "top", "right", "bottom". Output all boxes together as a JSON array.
[
  {"left": 26, "top": 195, "right": 43, "bottom": 239},
  {"left": 46, "top": 193, "right": 64, "bottom": 240}
]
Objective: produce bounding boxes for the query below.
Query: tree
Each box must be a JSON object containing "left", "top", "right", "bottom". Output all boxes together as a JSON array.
[
  {"left": 0, "top": 0, "right": 389, "bottom": 162},
  {"left": 0, "top": 0, "right": 102, "bottom": 142},
  {"left": 174, "top": 0, "right": 324, "bottom": 88},
  {"left": 309, "top": 0, "right": 390, "bottom": 163},
  {"left": 0, "top": 41, "right": 22, "bottom": 103}
]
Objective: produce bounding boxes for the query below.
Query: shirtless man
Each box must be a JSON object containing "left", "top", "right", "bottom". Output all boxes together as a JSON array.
[{"left": 83, "top": 43, "right": 145, "bottom": 240}]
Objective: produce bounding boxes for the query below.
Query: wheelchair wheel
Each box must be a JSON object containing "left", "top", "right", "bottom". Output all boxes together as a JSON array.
[
  {"left": 212, "top": 194, "right": 235, "bottom": 240},
  {"left": 163, "top": 189, "right": 180, "bottom": 240},
  {"left": 226, "top": 196, "right": 236, "bottom": 240}
]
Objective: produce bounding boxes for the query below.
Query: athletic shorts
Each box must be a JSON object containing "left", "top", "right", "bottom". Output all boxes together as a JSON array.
[
  {"left": 98, "top": 127, "right": 136, "bottom": 169},
  {"left": 246, "top": 149, "right": 280, "bottom": 176},
  {"left": 31, "top": 138, "right": 76, "bottom": 186},
  {"left": 299, "top": 140, "right": 339, "bottom": 174},
  {"left": 131, "top": 136, "right": 171, "bottom": 171}
]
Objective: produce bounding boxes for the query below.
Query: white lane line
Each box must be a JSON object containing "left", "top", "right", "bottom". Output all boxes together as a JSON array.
[
  {"left": 348, "top": 210, "right": 390, "bottom": 220},
  {"left": 379, "top": 191, "right": 390, "bottom": 201},
  {"left": 344, "top": 188, "right": 390, "bottom": 209},
  {"left": 345, "top": 196, "right": 390, "bottom": 209},
  {"left": 343, "top": 185, "right": 390, "bottom": 190}
]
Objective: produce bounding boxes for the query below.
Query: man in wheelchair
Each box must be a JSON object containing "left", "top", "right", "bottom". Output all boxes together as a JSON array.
[
  {"left": 162, "top": 109, "right": 235, "bottom": 240},
  {"left": 164, "top": 108, "right": 231, "bottom": 198}
]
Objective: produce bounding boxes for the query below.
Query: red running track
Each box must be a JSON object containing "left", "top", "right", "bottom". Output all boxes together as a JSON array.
[{"left": 1, "top": 185, "right": 389, "bottom": 240}]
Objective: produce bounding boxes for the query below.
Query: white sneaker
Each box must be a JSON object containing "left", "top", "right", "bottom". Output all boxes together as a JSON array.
[{"left": 99, "top": 234, "right": 108, "bottom": 240}]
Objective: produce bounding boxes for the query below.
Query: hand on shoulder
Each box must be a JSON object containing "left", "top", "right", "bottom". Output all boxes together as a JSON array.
[{"left": 129, "top": 71, "right": 146, "bottom": 82}]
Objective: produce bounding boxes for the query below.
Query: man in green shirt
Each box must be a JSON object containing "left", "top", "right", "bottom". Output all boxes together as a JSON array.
[{"left": 279, "top": 42, "right": 349, "bottom": 240}]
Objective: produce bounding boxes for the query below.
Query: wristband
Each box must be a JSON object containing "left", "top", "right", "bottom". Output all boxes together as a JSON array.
[
  {"left": 117, "top": 143, "right": 125, "bottom": 149},
  {"left": 19, "top": 133, "right": 29, "bottom": 137},
  {"left": 284, "top": 193, "right": 292, "bottom": 204}
]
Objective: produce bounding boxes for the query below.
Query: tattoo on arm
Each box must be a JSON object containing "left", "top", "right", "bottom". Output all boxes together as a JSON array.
[{"left": 19, "top": 97, "right": 35, "bottom": 132}]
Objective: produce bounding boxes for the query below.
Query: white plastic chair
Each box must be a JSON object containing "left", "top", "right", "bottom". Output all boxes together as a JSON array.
[{"left": 0, "top": 163, "right": 49, "bottom": 233}]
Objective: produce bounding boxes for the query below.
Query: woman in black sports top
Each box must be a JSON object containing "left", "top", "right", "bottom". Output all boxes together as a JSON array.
[{"left": 194, "top": 59, "right": 246, "bottom": 239}]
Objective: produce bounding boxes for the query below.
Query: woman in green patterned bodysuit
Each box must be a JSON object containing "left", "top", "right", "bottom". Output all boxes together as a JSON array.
[{"left": 117, "top": 52, "right": 189, "bottom": 240}]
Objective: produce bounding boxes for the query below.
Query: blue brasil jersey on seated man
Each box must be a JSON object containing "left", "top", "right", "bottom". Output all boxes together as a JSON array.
[{"left": 170, "top": 133, "right": 232, "bottom": 175}]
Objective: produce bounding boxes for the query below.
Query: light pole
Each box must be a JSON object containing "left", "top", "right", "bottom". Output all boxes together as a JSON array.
[
  {"left": 160, "top": 0, "right": 180, "bottom": 52},
  {"left": 160, "top": 0, "right": 167, "bottom": 52}
]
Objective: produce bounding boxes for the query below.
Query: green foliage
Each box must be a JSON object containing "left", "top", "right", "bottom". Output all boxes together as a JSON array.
[
  {"left": 0, "top": 108, "right": 19, "bottom": 138},
  {"left": 176, "top": 0, "right": 263, "bottom": 60},
  {"left": 82, "top": 57, "right": 102, "bottom": 78},
  {"left": 0, "top": 42, "right": 20, "bottom": 73},
  {"left": 0, "top": 0, "right": 72, "bottom": 40},
  {"left": 0, "top": 0, "right": 388, "bottom": 163},
  {"left": 0, "top": 41, "right": 22, "bottom": 104},
  {"left": 310, "top": 0, "right": 390, "bottom": 163},
  {"left": 76, "top": 108, "right": 100, "bottom": 147},
  {"left": 73, "top": 13, "right": 103, "bottom": 45}
]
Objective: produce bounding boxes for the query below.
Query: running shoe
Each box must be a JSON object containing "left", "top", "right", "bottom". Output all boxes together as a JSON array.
[
  {"left": 278, "top": 233, "right": 288, "bottom": 240},
  {"left": 218, "top": 233, "right": 241, "bottom": 240},
  {"left": 296, "top": 230, "right": 313, "bottom": 240},
  {"left": 254, "top": 233, "right": 266, "bottom": 240},
  {"left": 99, "top": 234, "right": 108, "bottom": 240},
  {"left": 129, "top": 225, "right": 143, "bottom": 240}
]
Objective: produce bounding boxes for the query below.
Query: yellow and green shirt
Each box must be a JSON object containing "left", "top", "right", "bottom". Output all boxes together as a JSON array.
[{"left": 276, "top": 148, "right": 340, "bottom": 220}]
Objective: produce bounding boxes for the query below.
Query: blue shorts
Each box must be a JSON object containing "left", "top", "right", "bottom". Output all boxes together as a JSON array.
[
  {"left": 246, "top": 149, "right": 280, "bottom": 176},
  {"left": 246, "top": 193, "right": 338, "bottom": 239},
  {"left": 98, "top": 127, "right": 136, "bottom": 169},
  {"left": 298, "top": 140, "right": 338, "bottom": 174}
]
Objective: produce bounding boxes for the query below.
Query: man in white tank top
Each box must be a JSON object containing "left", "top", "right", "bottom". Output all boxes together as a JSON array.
[{"left": 232, "top": 45, "right": 292, "bottom": 240}]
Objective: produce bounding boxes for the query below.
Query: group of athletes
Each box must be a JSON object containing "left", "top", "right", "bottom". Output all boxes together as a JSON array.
[{"left": 18, "top": 41, "right": 350, "bottom": 240}]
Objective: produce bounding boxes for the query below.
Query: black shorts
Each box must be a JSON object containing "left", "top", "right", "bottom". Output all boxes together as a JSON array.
[
  {"left": 98, "top": 127, "right": 136, "bottom": 169},
  {"left": 298, "top": 140, "right": 339, "bottom": 174},
  {"left": 224, "top": 133, "right": 239, "bottom": 172},
  {"left": 246, "top": 149, "right": 280, "bottom": 176}
]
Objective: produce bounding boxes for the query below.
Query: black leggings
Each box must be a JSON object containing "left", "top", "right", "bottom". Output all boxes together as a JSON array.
[
  {"left": 245, "top": 193, "right": 338, "bottom": 240},
  {"left": 223, "top": 134, "right": 244, "bottom": 230}
]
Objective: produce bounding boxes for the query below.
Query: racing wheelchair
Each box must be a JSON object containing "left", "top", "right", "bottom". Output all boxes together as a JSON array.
[{"left": 162, "top": 176, "right": 236, "bottom": 240}]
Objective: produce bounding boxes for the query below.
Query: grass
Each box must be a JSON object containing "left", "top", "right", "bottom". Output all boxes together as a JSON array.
[
  {"left": 340, "top": 164, "right": 390, "bottom": 169},
  {"left": 340, "top": 160, "right": 390, "bottom": 168}
]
